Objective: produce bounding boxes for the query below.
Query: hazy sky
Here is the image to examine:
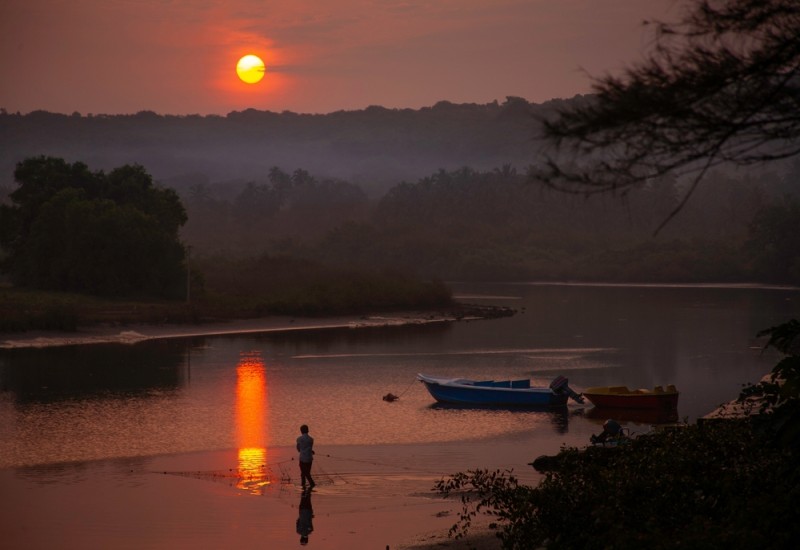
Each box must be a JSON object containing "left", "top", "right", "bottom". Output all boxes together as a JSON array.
[{"left": 1, "top": 0, "right": 678, "bottom": 116}]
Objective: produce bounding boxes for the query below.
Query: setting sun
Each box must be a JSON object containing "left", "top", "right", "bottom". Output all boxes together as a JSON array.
[{"left": 236, "top": 54, "right": 265, "bottom": 84}]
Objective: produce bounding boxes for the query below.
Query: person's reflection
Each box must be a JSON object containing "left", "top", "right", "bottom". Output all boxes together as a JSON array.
[{"left": 296, "top": 490, "right": 314, "bottom": 545}]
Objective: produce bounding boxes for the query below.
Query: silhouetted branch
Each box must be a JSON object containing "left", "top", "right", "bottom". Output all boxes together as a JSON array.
[{"left": 531, "top": 0, "right": 800, "bottom": 233}]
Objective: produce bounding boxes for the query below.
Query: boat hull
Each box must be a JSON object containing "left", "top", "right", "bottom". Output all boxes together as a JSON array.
[{"left": 417, "top": 374, "right": 568, "bottom": 407}]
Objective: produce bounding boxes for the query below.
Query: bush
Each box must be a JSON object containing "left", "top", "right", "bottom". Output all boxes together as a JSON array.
[
  {"left": 437, "top": 421, "right": 799, "bottom": 549},
  {"left": 194, "top": 253, "right": 453, "bottom": 316},
  {"left": 0, "top": 303, "right": 78, "bottom": 332}
]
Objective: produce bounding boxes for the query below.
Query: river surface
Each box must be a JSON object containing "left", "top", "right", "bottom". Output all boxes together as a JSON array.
[
  {"left": 0, "top": 283, "right": 797, "bottom": 549},
  {"left": 1, "top": 282, "right": 796, "bottom": 469}
]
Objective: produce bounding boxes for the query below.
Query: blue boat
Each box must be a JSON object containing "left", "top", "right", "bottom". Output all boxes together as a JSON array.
[{"left": 417, "top": 373, "right": 583, "bottom": 408}]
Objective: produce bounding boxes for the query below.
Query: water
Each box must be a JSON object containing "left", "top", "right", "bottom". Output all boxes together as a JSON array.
[
  {"left": 1, "top": 282, "right": 795, "bottom": 470},
  {"left": 1, "top": 283, "right": 797, "bottom": 548}
]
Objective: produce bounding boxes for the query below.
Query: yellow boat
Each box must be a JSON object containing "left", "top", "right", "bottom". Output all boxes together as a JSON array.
[{"left": 582, "top": 384, "right": 679, "bottom": 411}]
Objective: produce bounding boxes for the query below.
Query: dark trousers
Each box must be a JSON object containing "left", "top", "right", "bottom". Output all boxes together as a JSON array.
[{"left": 300, "top": 460, "right": 314, "bottom": 487}]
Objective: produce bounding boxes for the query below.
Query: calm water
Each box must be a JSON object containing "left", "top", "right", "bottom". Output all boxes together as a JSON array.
[{"left": 1, "top": 283, "right": 797, "bottom": 470}]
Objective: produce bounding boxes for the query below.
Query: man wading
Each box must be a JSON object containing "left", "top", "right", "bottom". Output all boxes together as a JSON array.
[{"left": 296, "top": 424, "right": 315, "bottom": 490}]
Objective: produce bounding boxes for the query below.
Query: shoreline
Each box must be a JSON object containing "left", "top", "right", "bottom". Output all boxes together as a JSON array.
[{"left": 0, "top": 308, "right": 500, "bottom": 350}]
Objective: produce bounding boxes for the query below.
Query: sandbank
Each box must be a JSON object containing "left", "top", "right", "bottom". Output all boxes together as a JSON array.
[{"left": 0, "top": 310, "right": 481, "bottom": 350}]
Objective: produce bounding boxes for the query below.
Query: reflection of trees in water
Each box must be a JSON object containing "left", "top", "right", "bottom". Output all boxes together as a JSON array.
[{"left": 0, "top": 340, "right": 189, "bottom": 404}]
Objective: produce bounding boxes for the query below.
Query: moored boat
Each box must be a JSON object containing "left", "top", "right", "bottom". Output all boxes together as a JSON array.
[
  {"left": 417, "top": 373, "right": 583, "bottom": 408},
  {"left": 582, "top": 384, "right": 679, "bottom": 411}
]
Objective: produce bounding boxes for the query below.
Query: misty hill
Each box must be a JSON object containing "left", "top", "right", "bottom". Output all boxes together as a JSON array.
[
  {"left": 3, "top": 95, "right": 799, "bottom": 286},
  {"left": 0, "top": 96, "right": 573, "bottom": 195}
]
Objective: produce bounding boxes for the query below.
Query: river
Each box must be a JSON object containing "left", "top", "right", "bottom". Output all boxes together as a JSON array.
[{"left": 0, "top": 282, "right": 796, "bottom": 548}]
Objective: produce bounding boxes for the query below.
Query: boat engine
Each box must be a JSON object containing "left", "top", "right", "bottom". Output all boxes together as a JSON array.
[{"left": 550, "top": 376, "right": 585, "bottom": 404}]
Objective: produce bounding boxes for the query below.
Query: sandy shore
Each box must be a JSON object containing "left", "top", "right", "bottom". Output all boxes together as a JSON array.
[{"left": 0, "top": 310, "right": 479, "bottom": 350}]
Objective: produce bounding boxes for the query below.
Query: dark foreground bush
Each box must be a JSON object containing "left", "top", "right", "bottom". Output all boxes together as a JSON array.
[{"left": 437, "top": 421, "right": 799, "bottom": 549}]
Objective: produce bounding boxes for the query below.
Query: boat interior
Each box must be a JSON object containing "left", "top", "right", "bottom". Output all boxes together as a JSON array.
[{"left": 469, "top": 379, "right": 532, "bottom": 389}]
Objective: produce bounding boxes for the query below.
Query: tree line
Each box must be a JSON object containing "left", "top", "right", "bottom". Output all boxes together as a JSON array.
[
  {"left": 0, "top": 96, "right": 550, "bottom": 195},
  {"left": 2, "top": 155, "right": 798, "bottom": 304},
  {"left": 175, "top": 163, "right": 800, "bottom": 286},
  {"left": 0, "top": 157, "right": 454, "bottom": 316}
]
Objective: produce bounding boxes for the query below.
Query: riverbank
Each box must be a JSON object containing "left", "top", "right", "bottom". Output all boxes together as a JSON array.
[{"left": 0, "top": 304, "right": 514, "bottom": 349}]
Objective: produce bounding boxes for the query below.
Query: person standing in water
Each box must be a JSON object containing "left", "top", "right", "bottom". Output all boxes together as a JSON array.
[{"left": 296, "top": 424, "right": 315, "bottom": 490}]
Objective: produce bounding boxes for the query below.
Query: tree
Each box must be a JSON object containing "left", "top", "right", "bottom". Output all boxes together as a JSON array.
[
  {"left": 0, "top": 156, "right": 188, "bottom": 298},
  {"left": 532, "top": 0, "right": 800, "bottom": 233}
]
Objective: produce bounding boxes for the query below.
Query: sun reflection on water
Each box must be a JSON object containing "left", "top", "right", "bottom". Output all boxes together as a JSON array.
[{"left": 235, "top": 352, "right": 271, "bottom": 493}]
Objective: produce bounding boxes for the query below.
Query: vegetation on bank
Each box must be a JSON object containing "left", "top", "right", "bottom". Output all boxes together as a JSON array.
[
  {"left": 0, "top": 255, "right": 455, "bottom": 333},
  {"left": 0, "top": 157, "right": 456, "bottom": 332},
  {"left": 435, "top": 320, "right": 800, "bottom": 549},
  {"left": 192, "top": 253, "right": 453, "bottom": 317}
]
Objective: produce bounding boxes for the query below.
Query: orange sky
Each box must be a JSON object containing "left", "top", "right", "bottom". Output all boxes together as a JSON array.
[{"left": 0, "top": 0, "right": 678, "bottom": 116}]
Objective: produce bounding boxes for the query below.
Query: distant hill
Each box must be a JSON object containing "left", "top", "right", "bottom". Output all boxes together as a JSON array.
[
  {"left": 0, "top": 96, "right": 583, "bottom": 194},
  {"left": 2, "top": 96, "right": 799, "bottom": 286}
]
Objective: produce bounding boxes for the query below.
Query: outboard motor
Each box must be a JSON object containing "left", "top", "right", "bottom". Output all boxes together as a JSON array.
[{"left": 550, "top": 376, "right": 585, "bottom": 404}]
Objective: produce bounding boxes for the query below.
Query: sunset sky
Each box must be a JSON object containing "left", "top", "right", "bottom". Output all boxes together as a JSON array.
[{"left": 1, "top": 0, "right": 677, "bottom": 116}]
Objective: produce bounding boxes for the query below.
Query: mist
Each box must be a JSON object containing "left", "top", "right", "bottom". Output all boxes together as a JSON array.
[{"left": 2, "top": 95, "right": 799, "bottom": 286}]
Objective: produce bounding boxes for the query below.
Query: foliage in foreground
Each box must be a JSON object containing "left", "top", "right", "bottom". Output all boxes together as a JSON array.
[
  {"left": 436, "top": 319, "right": 800, "bottom": 549},
  {"left": 738, "top": 319, "right": 800, "bottom": 449},
  {"left": 437, "top": 421, "right": 798, "bottom": 549}
]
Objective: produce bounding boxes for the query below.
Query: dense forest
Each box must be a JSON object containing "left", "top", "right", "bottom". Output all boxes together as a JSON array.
[
  {"left": 176, "top": 163, "right": 800, "bottom": 285},
  {"left": 2, "top": 96, "right": 799, "bottom": 287}
]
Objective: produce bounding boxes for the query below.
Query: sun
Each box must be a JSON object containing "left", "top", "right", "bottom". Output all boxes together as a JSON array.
[{"left": 236, "top": 54, "right": 265, "bottom": 84}]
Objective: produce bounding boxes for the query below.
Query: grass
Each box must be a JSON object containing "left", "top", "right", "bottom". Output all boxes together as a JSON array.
[
  {"left": 0, "top": 285, "right": 205, "bottom": 332},
  {"left": 0, "top": 260, "right": 460, "bottom": 333}
]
